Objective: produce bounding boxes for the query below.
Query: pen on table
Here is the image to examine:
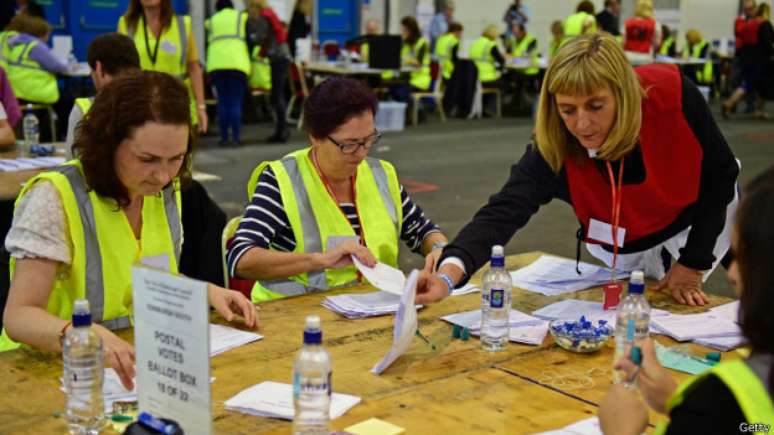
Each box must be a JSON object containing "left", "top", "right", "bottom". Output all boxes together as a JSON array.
[{"left": 415, "top": 329, "right": 436, "bottom": 350}]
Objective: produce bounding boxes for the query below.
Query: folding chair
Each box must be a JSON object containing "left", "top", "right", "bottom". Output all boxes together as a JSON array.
[{"left": 409, "top": 61, "right": 447, "bottom": 126}]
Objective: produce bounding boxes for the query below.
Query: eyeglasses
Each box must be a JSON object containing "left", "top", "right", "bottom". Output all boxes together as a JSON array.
[{"left": 327, "top": 131, "right": 382, "bottom": 154}]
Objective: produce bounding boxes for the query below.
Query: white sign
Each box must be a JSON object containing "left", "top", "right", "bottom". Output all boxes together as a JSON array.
[{"left": 132, "top": 266, "right": 212, "bottom": 435}]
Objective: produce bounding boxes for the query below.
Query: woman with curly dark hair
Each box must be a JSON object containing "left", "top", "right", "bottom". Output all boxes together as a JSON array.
[{"left": 0, "top": 71, "right": 256, "bottom": 390}]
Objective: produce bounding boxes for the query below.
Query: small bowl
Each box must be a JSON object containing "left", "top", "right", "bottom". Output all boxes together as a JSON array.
[{"left": 549, "top": 318, "right": 614, "bottom": 353}]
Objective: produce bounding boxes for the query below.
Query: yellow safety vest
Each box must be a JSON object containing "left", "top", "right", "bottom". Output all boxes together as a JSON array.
[
  {"left": 688, "top": 39, "right": 713, "bottom": 85},
  {"left": 74, "top": 97, "right": 93, "bottom": 115},
  {"left": 659, "top": 36, "right": 675, "bottom": 56},
  {"left": 0, "top": 161, "right": 182, "bottom": 351},
  {"left": 470, "top": 36, "right": 500, "bottom": 83},
  {"left": 434, "top": 32, "right": 459, "bottom": 80},
  {"left": 5, "top": 37, "right": 59, "bottom": 104},
  {"left": 118, "top": 14, "right": 198, "bottom": 125},
  {"left": 205, "top": 8, "right": 250, "bottom": 75},
  {"left": 549, "top": 38, "right": 561, "bottom": 59},
  {"left": 0, "top": 30, "right": 18, "bottom": 70},
  {"left": 511, "top": 33, "right": 539, "bottom": 76},
  {"left": 654, "top": 359, "right": 774, "bottom": 435},
  {"left": 249, "top": 46, "right": 272, "bottom": 90},
  {"left": 404, "top": 37, "right": 432, "bottom": 90},
  {"left": 245, "top": 148, "right": 402, "bottom": 302},
  {"left": 564, "top": 12, "right": 597, "bottom": 38},
  {"left": 361, "top": 42, "right": 370, "bottom": 63}
]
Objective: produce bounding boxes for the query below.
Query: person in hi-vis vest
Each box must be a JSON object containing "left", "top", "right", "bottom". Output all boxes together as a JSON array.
[
  {"left": 65, "top": 33, "right": 141, "bottom": 157},
  {"left": 433, "top": 21, "right": 463, "bottom": 81},
  {"left": 548, "top": 20, "right": 564, "bottom": 59},
  {"left": 658, "top": 25, "right": 677, "bottom": 57},
  {"left": 117, "top": 0, "right": 208, "bottom": 133},
  {"left": 598, "top": 166, "right": 774, "bottom": 435},
  {"left": 682, "top": 28, "right": 713, "bottom": 87},
  {"left": 563, "top": 0, "right": 597, "bottom": 42},
  {"left": 0, "top": 72, "right": 256, "bottom": 391},
  {"left": 228, "top": 77, "right": 449, "bottom": 303},
  {"left": 205, "top": 0, "right": 250, "bottom": 146}
]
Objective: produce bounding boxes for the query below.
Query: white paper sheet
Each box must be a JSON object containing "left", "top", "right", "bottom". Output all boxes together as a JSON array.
[
  {"left": 61, "top": 368, "right": 136, "bottom": 413},
  {"left": 531, "top": 299, "right": 669, "bottom": 328},
  {"left": 451, "top": 283, "right": 480, "bottom": 296},
  {"left": 509, "top": 255, "right": 630, "bottom": 296},
  {"left": 322, "top": 291, "right": 403, "bottom": 319},
  {"left": 533, "top": 416, "right": 602, "bottom": 435},
  {"left": 209, "top": 324, "right": 263, "bottom": 357},
  {"left": 371, "top": 270, "right": 419, "bottom": 375},
  {"left": 442, "top": 308, "right": 549, "bottom": 346},
  {"left": 224, "top": 381, "right": 361, "bottom": 420},
  {"left": 650, "top": 312, "right": 742, "bottom": 342},
  {"left": 694, "top": 335, "right": 746, "bottom": 351},
  {"left": 353, "top": 256, "right": 406, "bottom": 296},
  {"left": 0, "top": 156, "right": 65, "bottom": 172},
  {"left": 709, "top": 300, "right": 740, "bottom": 323}
]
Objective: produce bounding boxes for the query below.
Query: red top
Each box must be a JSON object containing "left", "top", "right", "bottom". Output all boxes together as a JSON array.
[
  {"left": 259, "top": 7, "right": 287, "bottom": 58},
  {"left": 623, "top": 17, "right": 656, "bottom": 53},
  {"left": 739, "top": 17, "right": 763, "bottom": 46},
  {"left": 565, "top": 64, "right": 703, "bottom": 246}
]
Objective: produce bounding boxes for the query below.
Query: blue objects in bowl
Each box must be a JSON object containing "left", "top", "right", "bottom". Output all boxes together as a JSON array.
[{"left": 549, "top": 316, "right": 614, "bottom": 353}]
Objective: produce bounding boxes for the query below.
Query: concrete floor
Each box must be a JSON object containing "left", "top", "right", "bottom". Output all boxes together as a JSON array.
[{"left": 195, "top": 104, "right": 774, "bottom": 299}]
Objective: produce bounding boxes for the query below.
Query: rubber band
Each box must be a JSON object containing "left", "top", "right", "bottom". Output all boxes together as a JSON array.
[{"left": 537, "top": 367, "right": 608, "bottom": 391}]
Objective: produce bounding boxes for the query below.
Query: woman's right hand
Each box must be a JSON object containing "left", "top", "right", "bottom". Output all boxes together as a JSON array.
[
  {"left": 93, "top": 324, "right": 136, "bottom": 390},
  {"left": 614, "top": 338, "right": 677, "bottom": 414},
  {"left": 315, "top": 240, "right": 376, "bottom": 270}
]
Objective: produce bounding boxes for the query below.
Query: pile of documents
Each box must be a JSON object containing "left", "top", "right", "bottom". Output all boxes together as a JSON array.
[
  {"left": 535, "top": 416, "right": 602, "bottom": 435},
  {"left": 224, "top": 381, "right": 361, "bottom": 420},
  {"left": 209, "top": 324, "right": 263, "bottom": 356},
  {"left": 322, "top": 291, "right": 404, "bottom": 319},
  {"left": 60, "top": 368, "right": 136, "bottom": 413},
  {"left": 650, "top": 301, "right": 744, "bottom": 351},
  {"left": 0, "top": 156, "right": 65, "bottom": 172},
  {"left": 509, "top": 255, "right": 630, "bottom": 296},
  {"left": 442, "top": 308, "right": 550, "bottom": 346}
]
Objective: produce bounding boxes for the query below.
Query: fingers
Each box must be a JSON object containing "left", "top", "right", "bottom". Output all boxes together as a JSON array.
[
  {"left": 233, "top": 294, "right": 258, "bottom": 328},
  {"left": 653, "top": 275, "right": 668, "bottom": 291},
  {"left": 670, "top": 287, "right": 687, "bottom": 305},
  {"left": 423, "top": 254, "right": 434, "bottom": 273},
  {"left": 639, "top": 339, "right": 661, "bottom": 375},
  {"left": 213, "top": 292, "right": 235, "bottom": 322},
  {"left": 614, "top": 357, "right": 638, "bottom": 377},
  {"left": 415, "top": 274, "right": 447, "bottom": 304},
  {"left": 106, "top": 345, "right": 136, "bottom": 390}
]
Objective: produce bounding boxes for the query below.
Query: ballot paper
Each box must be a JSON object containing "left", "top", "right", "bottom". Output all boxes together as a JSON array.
[
  {"left": 0, "top": 156, "right": 65, "bottom": 172},
  {"left": 322, "top": 291, "right": 404, "bottom": 319},
  {"left": 353, "top": 256, "right": 406, "bottom": 296},
  {"left": 60, "top": 368, "right": 137, "bottom": 413},
  {"left": 510, "top": 255, "right": 631, "bottom": 296},
  {"left": 709, "top": 300, "right": 740, "bottom": 323},
  {"left": 451, "top": 283, "right": 480, "bottom": 296},
  {"left": 442, "top": 308, "right": 549, "bottom": 345},
  {"left": 371, "top": 270, "right": 419, "bottom": 375},
  {"left": 693, "top": 335, "right": 746, "bottom": 352},
  {"left": 224, "top": 381, "right": 361, "bottom": 420},
  {"left": 209, "top": 324, "right": 263, "bottom": 357},
  {"left": 532, "top": 299, "right": 669, "bottom": 328},
  {"left": 650, "top": 312, "right": 742, "bottom": 342},
  {"left": 533, "top": 416, "right": 602, "bottom": 435}
]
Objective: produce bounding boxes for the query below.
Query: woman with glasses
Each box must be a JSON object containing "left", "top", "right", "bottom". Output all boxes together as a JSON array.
[{"left": 228, "top": 77, "right": 448, "bottom": 302}]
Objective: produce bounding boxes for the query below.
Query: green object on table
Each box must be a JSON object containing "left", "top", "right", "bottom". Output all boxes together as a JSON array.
[
  {"left": 461, "top": 327, "right": 471, "bottom": 341},
  {"left": 655, "top": 342, "right": 715, "bottom": 375}
]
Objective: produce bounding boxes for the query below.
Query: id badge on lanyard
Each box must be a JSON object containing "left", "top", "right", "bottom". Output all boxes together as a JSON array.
[{"left": 603, "top": 159, "right": 625, "bottom": 310}]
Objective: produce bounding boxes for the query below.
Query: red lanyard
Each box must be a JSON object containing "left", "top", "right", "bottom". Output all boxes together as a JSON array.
[
  {"left": 310, "top": 149, "right": 367, "bottom": 247},
  {"left": 605, "top": 158, "right": 624, "bottom": 280}
]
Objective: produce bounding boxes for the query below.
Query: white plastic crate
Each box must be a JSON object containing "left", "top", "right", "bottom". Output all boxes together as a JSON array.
[{"left": 375, "top": 101, "right": 407, "bottom": 132}]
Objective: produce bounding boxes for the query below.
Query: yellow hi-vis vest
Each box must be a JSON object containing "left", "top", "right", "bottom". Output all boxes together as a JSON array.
[
  {"left": 205, "top": 8, "right": 250, "bottom": 75},
  {"left": 6, "top": 37, "right": 59, "bottom": 104},
  {"left": 361, "top": 42, "right": 370, "bottom": 63},
  {"left": 470, "top": 36, "right": 500, "bottom": 83},
  {"left": 434, "top": 32, "right": 459, "bottom": 80},
  {"left": 688, "top": 39, "right": 713, "bottom": 85},
  {"left": 0, "top": 30, "right": 18, "bottom": 70},
  {"left": 404, "top": 37, "right": 432, "bottom": 90},
  {"left": 249, "top": 46, "right": 272, "bottom": 90},
  {"left": 118, "top": 14, "right": 198, "bottom": 126},
  {"left": 245, "top": 148, "right": 402, "bottom": 302},
  {"left": 654, "top": 359, "right": 774, "bottom": 435},
  {"left": 659, "top": 35, "right": 675, "bottom": 56},
  {"left": 511, "top": 33, "right": 539, "bottom": 76},
  {"left": 0, "top": 161, "right": 182, "bottom": 352},
  {"left": 74, "top": 97, "right": 93, "bottom": 115},
  {"left": 564, "top": 11, "right": 597, "bottom": 38}
]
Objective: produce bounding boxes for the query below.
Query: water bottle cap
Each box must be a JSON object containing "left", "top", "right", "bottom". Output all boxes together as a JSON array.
[
  {"left": 629, "top": 270, "right": 645, "bottom": 294},
  {"left": 305, "top": 315, "right": 321, "bottom": 330},
  {"left": 491, "top": 245, "right": 504, "bottom": 257},
  {"left": 630, "top": 270, "right": 645, "bottom": 284},
  {"left": 71, "top": 299, "right": 92, "bottom": 327}
]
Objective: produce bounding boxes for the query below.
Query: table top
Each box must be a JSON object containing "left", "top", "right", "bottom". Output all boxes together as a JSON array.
[
  {"left": 0, "top": 252, "right": 737, "bottom": 434},
  {"left": 0, "top": 143, "right": 65, "bottom": 200}
]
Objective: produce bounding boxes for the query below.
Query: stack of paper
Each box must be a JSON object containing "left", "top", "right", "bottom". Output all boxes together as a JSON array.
[
  {"left": 224, "top": 381, "right": 361, "bottom": 420},
  {"left": 322, "top": 291, "right": 403, "bottom": 319},
  {"left": 60, "top": 368, "right": 136, "bottom": 413},
  {"left": 650, "top": 312, "right": 741, "bottom": 342},
  {"left": 693, "top": 301, "right": 745, "bottom": 350},
  {"left": 534, "top": 417, "right": 602, "bottom": 435},
  {"left": 0, "top": 156, "right": 65, "bottom": 172},
  {"left": 442, "top": 308, "right": 550, "bottom": 345},
  {"left": 532, "top": 299, "right": 669, "bottom": 328},
  {"left": 209, "top": 324, "right": 263, "bottom": 356},
  {"left": 509, "top": 255, "right": 630, "bottom": 296},
  {"left": 372, "top": 270, "right": 420, "bottom": 375}
]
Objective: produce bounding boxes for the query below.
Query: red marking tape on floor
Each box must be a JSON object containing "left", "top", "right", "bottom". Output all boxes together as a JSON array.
[{"left": 400, "top": 178, "right": 440, "bottom": 193}]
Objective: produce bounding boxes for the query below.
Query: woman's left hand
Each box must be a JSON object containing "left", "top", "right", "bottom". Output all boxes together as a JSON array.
[
  {"left": 207, "top": 285, "right": 258, "bottom": 328},
  {"left": 423, "top": 248, "right": 443, "bottom": 273},
  {"left": 653, "top": 263, "right": 708, "bottom": 306},
  {"left": 598, "top": 383, "right": 648, "bottom": 435},
  {"left": 197, "top": 106, "right": 209, "bottom": 133}
]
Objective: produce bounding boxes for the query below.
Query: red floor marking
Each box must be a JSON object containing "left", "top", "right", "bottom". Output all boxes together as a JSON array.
[
  {"left": 400, "top": 178, "right": 440, "bottom": 193},
  {"left": 744, "top": 131, "right": 774, "bottom": 142}
]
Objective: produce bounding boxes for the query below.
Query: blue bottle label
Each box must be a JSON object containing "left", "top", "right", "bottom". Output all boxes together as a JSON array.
[
  {"left": 293, "top": 371, "right": 300, "bottom": 399},
  {"left": 490, "top": 289, "right": 504, "bottom": 308}
]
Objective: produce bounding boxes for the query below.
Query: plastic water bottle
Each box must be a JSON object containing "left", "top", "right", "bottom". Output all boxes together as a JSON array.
[
  {"left": 480, "top": 245, "right": 512, "bottom": 351},
  {"left": 613, "top": 270, "right": 651, "bottom": 384},
  {"left": 22, "top": 104, "right": 39, "bottom": 152},
  {"left": 63, "top": 299, "right": 105, "bottom": 434},
  {"left": 292, "top": 315, "right": 331, "bottom": 435}
]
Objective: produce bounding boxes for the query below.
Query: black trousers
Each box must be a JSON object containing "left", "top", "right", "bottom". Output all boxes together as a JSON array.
[{"left": 270, "top": 58, "right": 289, "bottom": 135}]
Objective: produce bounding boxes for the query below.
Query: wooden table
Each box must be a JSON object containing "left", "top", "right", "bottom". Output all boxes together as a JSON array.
[
  {"left": 0, "top": 144, "right": 65, "bottom": 200},
  {"left": 0, "top": 252, "right": 737, "bottom": 434}
]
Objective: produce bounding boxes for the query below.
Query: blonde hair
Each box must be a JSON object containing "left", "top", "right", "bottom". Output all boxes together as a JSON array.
[
  {"left": 685, "top": 28, "right": 703, "bottom": 45},
  {"left": 535, "top": 33, "right": 644, "bottom": 173},
  {"left": 757, "top": 3, "right": 770, "bottom": 20},
  {"left": 482, "top": 24, "right": 499, "bottom": 40},
  {"left": 634, "top": 0, "right": 653, "bottom": 19},
  {"left": 248, "top": 0, "right": 269, "bottom": 15}
]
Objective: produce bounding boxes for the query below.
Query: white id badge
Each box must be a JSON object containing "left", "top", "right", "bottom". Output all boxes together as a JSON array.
[
  {"left": 140, "top": 253, "right": 170, "bottom": 271},
  {"left": 588, "top": 218, "right": 626, "bottom": 248},
  {"left": 326, "top": 235, "right": 360, "bottom": 251},
  {"left": 161, "top": 40, "right": 178, "bottom": 54}
]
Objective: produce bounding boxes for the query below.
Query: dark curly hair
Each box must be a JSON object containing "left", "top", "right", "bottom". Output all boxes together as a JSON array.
[
  {"left": 72, "top": 71, "right": 194, "bottom": 208},
  {"left": 303, "top": 77, "right": 378, "bottom": 140}
]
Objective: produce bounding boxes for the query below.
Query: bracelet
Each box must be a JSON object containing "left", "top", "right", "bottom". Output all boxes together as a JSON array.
[
  {"left": 431, "top": 241, "right": 448, "bottom": 251},
  {"left": 58, "top": 321, "right": 72, "bottom": 346},
  {"left": 437, "top": 272, "right": 455, "bottom": 296}
]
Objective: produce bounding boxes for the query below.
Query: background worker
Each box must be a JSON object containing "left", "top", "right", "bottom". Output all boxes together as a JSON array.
[
  {"left": 564, "top": 1, "right": 597, "bottom": 40},
  {"left": 623, "top": 0, "right": 660, "bottom": 55},
  {"left": 434, "top": 22, "right": 463, "bottom": 82}
]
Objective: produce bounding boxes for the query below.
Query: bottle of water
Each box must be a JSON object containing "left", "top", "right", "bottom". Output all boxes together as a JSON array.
[
  {"left": 480, "top": 245, "right": 512, "bottom": 351},
  {"left": 292, "top": 315, "right": 331, "bottom": 435},
  {"left": 22, "top": 104, "right": 39, "bottom": 153},
  {"left": 63, "top": 299, "right": 105, "bottom": 434},
  {"left": 613, "top": 270, "right": 651, "bottom": 384}
]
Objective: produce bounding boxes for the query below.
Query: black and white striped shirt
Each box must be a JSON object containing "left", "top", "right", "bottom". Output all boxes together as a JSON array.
[{"left": 227, "top": 166, "right": 440, "bottom": 277}]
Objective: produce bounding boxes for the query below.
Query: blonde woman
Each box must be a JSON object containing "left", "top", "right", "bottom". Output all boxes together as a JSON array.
[
  {"left": 623, "top": 0, "right": 661, "bottom": 54},
  {"left": 416, "top": 33, "right": 739, "bottom": 308},
  {"left": 469, "top": 24, "right": 507, "bottom": 86},
  {"left": 288, "top": 0, "right": 311, "bottom": 58}
]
